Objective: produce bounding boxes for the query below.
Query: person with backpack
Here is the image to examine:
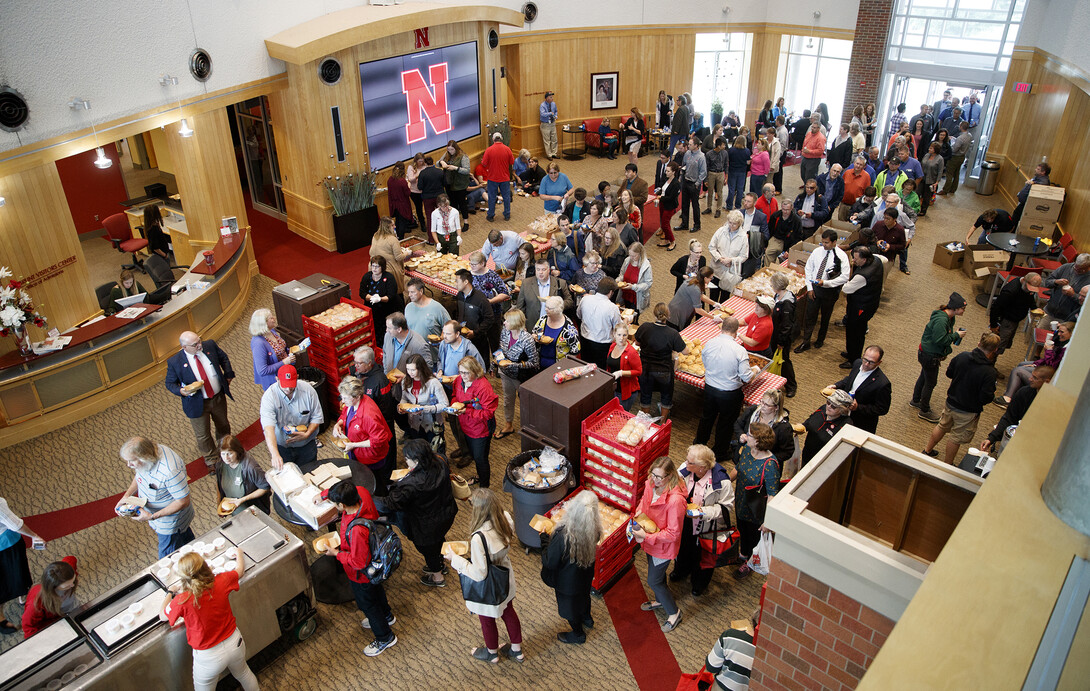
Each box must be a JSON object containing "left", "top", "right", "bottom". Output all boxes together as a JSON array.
[
  {"left": 374, "top": 439, "right": 457, "bottom": 589},
  {"left": 321, "top": 480, "right": 399, "bottom": 657},
  {"left": 445, "top": 488, "right": 523, "bottom": 664}
]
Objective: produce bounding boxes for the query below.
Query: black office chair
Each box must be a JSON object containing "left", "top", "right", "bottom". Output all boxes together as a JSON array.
[
  {"left": 143, "top": 254, "right": 182, "bottom": 305},
  {"left": 96, "top": 282, "right": 117, "bottom": 315}
]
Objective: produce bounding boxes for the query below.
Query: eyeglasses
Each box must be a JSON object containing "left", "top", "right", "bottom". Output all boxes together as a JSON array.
[
  {"left": 862, "top": 357, "right": 880, "bottom": 365},
  {"left": 182, "top": 339, "right": 202, "bottom": 348},
  {"left": 650, "top": 473, "right": 666, "bottom": 481},
  {"left": 458, "top": 370, "right": 471, "bottom": 375}
]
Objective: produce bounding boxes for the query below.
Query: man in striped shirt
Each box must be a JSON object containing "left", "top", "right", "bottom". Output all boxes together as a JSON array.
[
  {"left": 705, "top": 620, "right": 757, "bottom": 690},
  {"left": 117, "top": 437, "right": 194, "bottom": 558}
]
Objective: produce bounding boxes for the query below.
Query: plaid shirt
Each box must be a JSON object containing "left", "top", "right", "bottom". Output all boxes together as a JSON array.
[
  {"left": 470, "top": 270, "right": 510, "bottom": 316},
  {"left": 888, "top": 112, "right": 906, "bottom": 137}
]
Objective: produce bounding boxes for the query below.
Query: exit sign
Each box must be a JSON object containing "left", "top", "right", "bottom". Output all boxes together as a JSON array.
[{"left": 1013, "top": 82, "right": 1032, "bottom": 93}]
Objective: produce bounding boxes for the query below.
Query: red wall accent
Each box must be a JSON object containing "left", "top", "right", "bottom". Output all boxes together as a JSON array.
[
  {"left": 55, "top": 146, "right": 128, "bottom": 235},
  {"left": 749, "top": 559, "right": 895, "bottom": 691}
]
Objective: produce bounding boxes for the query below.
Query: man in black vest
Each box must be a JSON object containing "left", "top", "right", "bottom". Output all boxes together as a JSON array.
[
  {"left": 839, "top": 247, "right": 885, "bottom": 367},
  {"left": 829, "top": 345, "right": 891, "bottom": 434}
]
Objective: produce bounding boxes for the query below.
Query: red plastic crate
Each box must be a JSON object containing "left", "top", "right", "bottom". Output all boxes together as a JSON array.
[
  {"left": 302, "top": 298, "right": 375, "bottom": 347},
  {"left": 582, "top": 399, "right": 671, "bottom": 471},
  {"left": 307, "top": 325, "right": 374, "bottom": 355}
]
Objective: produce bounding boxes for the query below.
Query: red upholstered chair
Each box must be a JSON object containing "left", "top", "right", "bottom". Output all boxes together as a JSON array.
[
  {"left": 103, "top": 213, "right": 148, "bottom": 272},
  {"left": 582, "top": 117, "right": 617, "bottom": 158},
  {"left": 1031, "top": 238, "right": 1077, "bottom": 274}
]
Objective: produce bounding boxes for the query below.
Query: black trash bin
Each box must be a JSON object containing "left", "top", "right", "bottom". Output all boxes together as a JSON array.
[
  {"left": 503, "top": 450, "right": 573, "bottom": 549},
  {"left": 295, "top": 366, "right": 332, "bottom": 433}
]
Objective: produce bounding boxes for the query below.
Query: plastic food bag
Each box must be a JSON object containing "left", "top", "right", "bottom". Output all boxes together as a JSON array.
[
  {"left": 553, "top": 363, "right": 597, "bottom": 384},
  {"left": 749, "top": 531, "right": 773, "bottom": 575}
]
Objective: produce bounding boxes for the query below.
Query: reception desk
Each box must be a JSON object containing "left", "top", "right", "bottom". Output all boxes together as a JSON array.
[{"left": 0, "top": 231, "right": 254, "bottom": 449}]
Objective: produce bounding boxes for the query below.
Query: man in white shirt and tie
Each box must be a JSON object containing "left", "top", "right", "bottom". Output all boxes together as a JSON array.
[
  {"left": 164, "top": 331, "right": 235, "bottom": 469},
  {"left": 795, "top": 230, "right": 850, "bottom": 353},
  {"left": 695, "top": 317, "right": 759, "bottom": 458}
]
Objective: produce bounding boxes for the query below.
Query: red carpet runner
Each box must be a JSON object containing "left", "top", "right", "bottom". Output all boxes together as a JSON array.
[{"left": 604, "top": 567, "right": 684, "bottom": 690}]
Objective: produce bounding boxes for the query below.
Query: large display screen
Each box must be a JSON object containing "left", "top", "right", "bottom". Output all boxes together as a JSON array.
[{"left": 359, "top": 41, "right": 481, "bottom": 171}]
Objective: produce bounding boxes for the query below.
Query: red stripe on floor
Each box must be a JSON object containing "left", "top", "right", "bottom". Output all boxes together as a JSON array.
[
  {"left": 23, "top": 419, "right": 265, "bottom": 541},
  {"left": 604, "top": 565, "right": 683, "bottom": 690}
]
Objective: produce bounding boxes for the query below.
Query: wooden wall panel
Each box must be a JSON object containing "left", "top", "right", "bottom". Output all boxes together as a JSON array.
[
  {"left": 0, "top": 164, "right": 98, "bottom": 346},
  {"left": 510, "top": 33, "right": 696, "bottom": 157},
  {"left": 164, "top": 108, "right": 250, "bottom": 250},
  {"left": 989, "top": 48, "right": 1090, "bottom": 251},
  {"left": 747, "top": 33, "right": 782, "bottom": 128}
]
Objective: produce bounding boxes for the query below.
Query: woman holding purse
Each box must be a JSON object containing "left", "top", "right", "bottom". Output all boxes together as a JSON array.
[
  {"left": 631, "top": 456, "right": 687, "bottom": 633},
  {"left": 670, "top": 444, "right": 735, "bottom": 598},
  {"left": 540, "top": 489, "right": 601, "bottom": 644},
  {"left": 731, "top": 423, "right": 780, "bottom": 580},
  {"left": 445, "top": 488, "right": 524, "bottom": 664}
]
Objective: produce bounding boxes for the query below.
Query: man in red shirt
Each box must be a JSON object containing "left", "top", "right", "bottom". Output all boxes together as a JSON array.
[
  {"left": 754, "top": 183, "right": 779, "bottom": 222},
  {"left": 322, "top": 481, "right": 397, "bottom": 657},
  {"left": 839, "top": 156, "right": 873, "bottom": 222},
  {"left": 481, "top": 132, "right": 514, "bottom": 222}
]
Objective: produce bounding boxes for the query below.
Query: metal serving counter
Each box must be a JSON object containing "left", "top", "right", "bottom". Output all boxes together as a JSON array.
[{"left": 0, "top": 508, "right": 316, "bottom": 691}]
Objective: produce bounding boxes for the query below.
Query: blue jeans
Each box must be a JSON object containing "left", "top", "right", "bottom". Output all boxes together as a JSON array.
[
  {"left": 157, "top": 526, "right": 196, "bottom": 559},
  {"left": 350, "top": 579, "right": 394, "bottom": 643},
  {"left": 898, "top": 246, "right": 909, "bottom": 271},
  {"left": 645, "top": 553, "right": 678, "bottom": 616},
  {"left": 616, "top": 391, "right": 637, "bottom": 411},
  {"left": 465, "top": 419, "right": 496, "bottom": 489},
  {"left": 749, "top": 175, "right": 767, "bottom": 194},
  {"left": 668, "top": 134, "right": 686, "bottom": 154},
  {"left": 468, "top": 188, "right": 485, "bottom": 211},
  {"left": 486, "top": 181, "right": 511, "bottom": 220},
  {"left": 278, "top": 440, "right": 318, "bottom": 467},
  {"left": 726, "top": 171, "right": 746, "bottom": 209}
]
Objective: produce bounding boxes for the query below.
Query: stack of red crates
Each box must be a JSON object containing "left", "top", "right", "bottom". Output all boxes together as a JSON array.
[
  {"left": 581, "top": 399, "right": 671, "bottom": 513},
  {"left": 301, "top": 298, "right": 375, "bottom": 399},
  {"left": 544, "top": 399, "right": 672, "bottom": 593}
]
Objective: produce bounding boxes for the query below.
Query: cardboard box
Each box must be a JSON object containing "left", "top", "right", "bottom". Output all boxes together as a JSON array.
[
  {"left": 787, "top": 239, "right": 822, "bottom": 270},
  {"left": 962, "top": 244, "right": 1008, "bottom": 280},
  {"left": 821, "top": 222, "right": 860, "bottom": 247},
  {"left": 1023, "top": 185, "right": 1064, "bottom": 223},
  {"left": 933, "top": 243, "right": 966, "bottom": 270},
  {"left": 1019, "top": 219, "right": 1058, "bottom": 239}
]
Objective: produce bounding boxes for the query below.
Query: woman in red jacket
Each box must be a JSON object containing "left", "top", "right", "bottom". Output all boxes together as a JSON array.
[
  {"left": 22, "top": 556, "right": 79, "bottom": 638},
  {"left": 631, "top": 456, "right": 687, "bottom": 633},
  {"left": 320, "top": 480, "right": 397, "bottom": 657},
  {"left": 606, "top": 324, "right": 642, "bottom": 411},
  {"left": 451, "top": 356, "right": 499, "bottom": 488},
  {"left": 161, "top": 549, "right": 259, "bottom": 691},
  {"left": 334, "top": 376, "right": 393, "bottom": 493}
]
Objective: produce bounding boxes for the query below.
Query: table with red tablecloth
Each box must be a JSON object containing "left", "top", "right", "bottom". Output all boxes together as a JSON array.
[{"left": 673, "top": 295, "right": 785, "bottom": 404}]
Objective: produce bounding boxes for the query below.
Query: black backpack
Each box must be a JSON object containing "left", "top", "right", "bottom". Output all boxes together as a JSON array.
[{"left": 343, "top": 516, "right": 403, "bottom": 583}]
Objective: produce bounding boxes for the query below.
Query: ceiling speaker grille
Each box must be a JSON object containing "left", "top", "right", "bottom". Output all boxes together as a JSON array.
[
  {"left": 318, "top": 58, "right": 342, "bottom": 86},
  {"left": 0, "top": 86, "right": 29, "bottom": 133},
  {"left": 189, "top": 48, "right": 213, "bottom": 82},
  {"left": 522, "top": 2, "right": 538, "bottom": 22}
]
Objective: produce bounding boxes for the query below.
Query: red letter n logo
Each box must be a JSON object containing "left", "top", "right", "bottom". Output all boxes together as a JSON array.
[
  {"left": 414, "top": 28, "right": 430, "bottom": 49},
  {"left": 401, "top": 63, "right": 452, "bottom": 144}
]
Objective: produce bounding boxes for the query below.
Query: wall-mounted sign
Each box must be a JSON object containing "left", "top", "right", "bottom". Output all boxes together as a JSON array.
[
  {"left": 414, "top": 28, "right": 430, "bottom": 49},
  {"left": 1013, "top": 82, "right": 1032, "bottom": 94}
]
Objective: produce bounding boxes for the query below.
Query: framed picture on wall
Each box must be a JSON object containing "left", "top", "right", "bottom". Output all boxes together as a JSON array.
[{"left": 591, "top": 72, "right": 618, "bottom": 110}]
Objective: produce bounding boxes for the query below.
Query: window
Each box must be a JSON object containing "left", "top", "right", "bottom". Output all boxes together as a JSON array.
[
  {"left": 776, "top": 36, "right": 854, "bottom": 131},
  {"left": 887, "top": 0, "right": 1027, "bottom": 72},
  {"left": 691, "top": 33, "right": 752, "bottom": 125}
]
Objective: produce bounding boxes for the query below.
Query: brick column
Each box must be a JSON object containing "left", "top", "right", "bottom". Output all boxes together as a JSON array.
[
  {"left": 841, "top": 0, "right": 895, "bottom": 126},
  {"left": 750, "top": 559, "right": 895, "bottom": 690}
]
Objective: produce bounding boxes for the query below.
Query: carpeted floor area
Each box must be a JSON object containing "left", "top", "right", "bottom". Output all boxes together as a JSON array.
[{"left": 1, "top": 148, "right": 1023, "bottom": 689}]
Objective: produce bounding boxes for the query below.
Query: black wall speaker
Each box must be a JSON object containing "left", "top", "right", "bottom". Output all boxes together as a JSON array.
[
  {"left": 318, "top": 57, "right": 342, "bottom": 86},
  {"left": 331, "top": 106, "right": 345, "bottom": 163}
]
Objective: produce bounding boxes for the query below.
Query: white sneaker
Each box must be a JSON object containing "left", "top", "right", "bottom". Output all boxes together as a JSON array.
[{"left": 363, "top": 635, "right": 398, "bottom": 657}]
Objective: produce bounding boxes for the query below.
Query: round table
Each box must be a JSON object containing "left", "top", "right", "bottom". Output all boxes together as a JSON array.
[
  {"left": 561, "top": 125, "right": 587, "bottom": 160},
  {"left": 272, "top": 457, "right": 376, "bottom": 529},
  {"left": 974, "top": 232, "right": 1053, "bottom": 306}
]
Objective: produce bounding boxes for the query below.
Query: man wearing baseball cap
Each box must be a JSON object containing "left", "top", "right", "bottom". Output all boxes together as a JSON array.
[
  {"left": 540, "top": 91, "right": 559, "bottom": 159},
  {"left": 259, "top": 364, "right": 324, "bottom": 470}
]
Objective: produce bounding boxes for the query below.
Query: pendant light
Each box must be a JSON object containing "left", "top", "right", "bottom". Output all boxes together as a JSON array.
[
  {"left": 69, "top": 98, "right": 113, "bottom": 170},
  {"left": 160, "top": 75, "right": 193, "bottom": 138}
]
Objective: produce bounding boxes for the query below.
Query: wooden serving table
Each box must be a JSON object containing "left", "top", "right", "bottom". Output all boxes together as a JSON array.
[{"left": 673, "top": 295, "right": 786, "bottom": 404}]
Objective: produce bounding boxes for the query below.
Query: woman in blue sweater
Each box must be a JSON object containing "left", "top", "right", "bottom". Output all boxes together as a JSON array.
[{"left": 249, "top": 308, "right": 295, "bottom": 390}]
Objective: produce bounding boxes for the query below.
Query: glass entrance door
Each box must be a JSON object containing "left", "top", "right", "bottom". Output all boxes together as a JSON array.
[{"left": 233, "top": 96, "right": 285, "bottom": 219}]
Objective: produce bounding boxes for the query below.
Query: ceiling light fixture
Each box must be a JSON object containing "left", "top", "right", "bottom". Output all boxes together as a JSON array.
[
  {"left": 159, "top": 74, "right": 194, "bottom": 138},
  {"left": 69, "top": 98, "right": 113, "bottom": 170}
]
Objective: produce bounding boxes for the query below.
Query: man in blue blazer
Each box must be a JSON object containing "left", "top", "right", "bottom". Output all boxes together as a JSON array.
[{"left": 165, "top": 330, "right": 234, "bottom": 469}]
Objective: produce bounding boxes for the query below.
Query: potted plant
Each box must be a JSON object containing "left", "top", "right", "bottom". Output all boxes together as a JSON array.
[
  {"left": 710, "top": 98, "right": 724, "bottom": 128},
  {"left": 0, "top": 267, "right": 47, "bottom": 357},
  {"left": 319, "top": 154, "right": 379, "bottom": 254}
]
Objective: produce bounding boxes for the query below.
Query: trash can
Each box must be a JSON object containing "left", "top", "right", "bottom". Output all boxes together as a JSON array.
[
  {"left": 503, "top": 450, "right": 573, "bottom": 549},
  {"left": 976, "top": 159, "right": 1001, "bottom": 195},
  {"left": 295, "top": 366, "right": 332, "bottom": 432}
]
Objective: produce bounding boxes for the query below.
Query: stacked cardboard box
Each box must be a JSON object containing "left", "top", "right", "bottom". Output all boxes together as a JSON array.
[{"left": 1020, "top": 185, "right": 1064, "bottom": 239}]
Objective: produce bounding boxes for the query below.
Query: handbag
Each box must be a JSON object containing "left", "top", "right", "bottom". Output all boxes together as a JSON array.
[
  {"left": 675, "top": 668, "right": 716, "bottom": 691},
  {"left": 459, "top": 531, "right": 511, "bottom": 607},
  {"left": 450, "top": 473, "right": 472, "bottom": 501},
  {"left": 742, "top": 455, "right": 778, "bottom": 525},
  {"left": 698, "top": 520, "right": 741, "bottom": 569}
]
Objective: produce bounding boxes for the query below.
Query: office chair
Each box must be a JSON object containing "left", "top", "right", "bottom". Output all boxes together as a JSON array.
[
  {"left": 95, "top": 282, "right": 116, "bottom": 315},
  {"left": 103, "top": 213, "right": 148, "bottom": 273}
]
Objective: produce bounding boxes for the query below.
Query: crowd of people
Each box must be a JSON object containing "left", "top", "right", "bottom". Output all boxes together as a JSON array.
[{"left": 2, "top": 87, "right": 1082, "bottom": 691}]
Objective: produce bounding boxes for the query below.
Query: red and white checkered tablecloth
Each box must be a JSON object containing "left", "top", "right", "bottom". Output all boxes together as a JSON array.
[
  {"left": 674, "top": 295, "right": 786, "bottom": 403},
  {"left": 407, "top": 229, "right": 551, "bottom": 296}
]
